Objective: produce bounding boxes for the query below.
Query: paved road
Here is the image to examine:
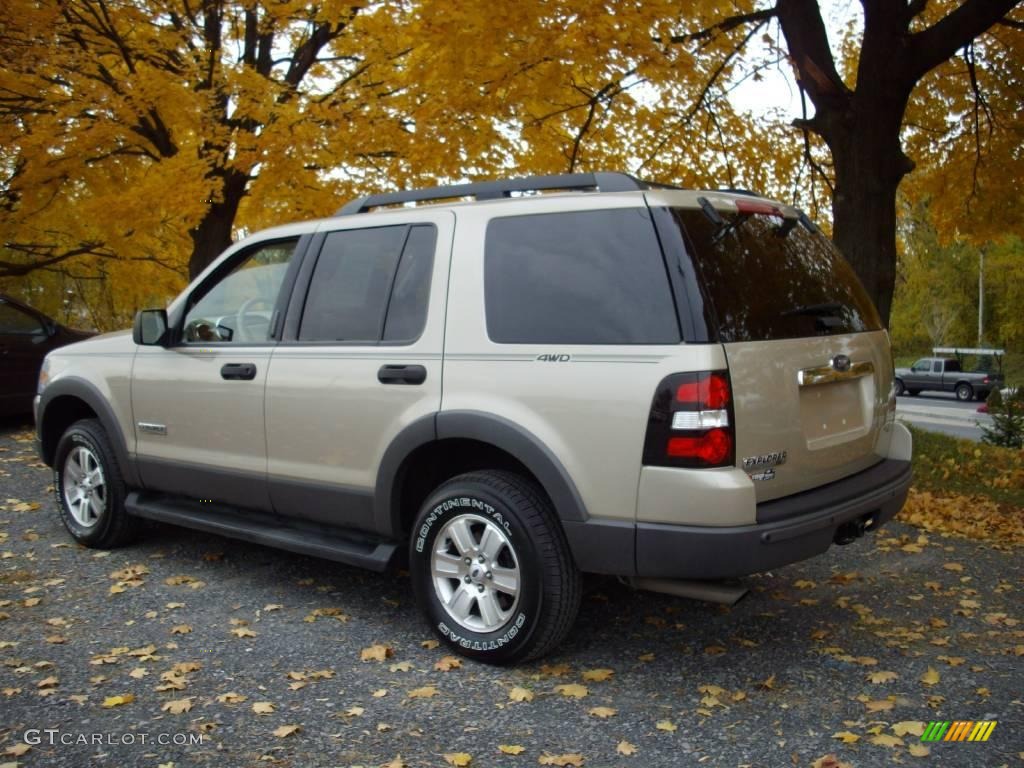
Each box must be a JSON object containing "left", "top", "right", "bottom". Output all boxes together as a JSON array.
[
  {"left": 0, "top": 421, "right": 1021, "bottom": 767},
  {"left": 896, "top": 392, "right": 991, "bottom": 441}
]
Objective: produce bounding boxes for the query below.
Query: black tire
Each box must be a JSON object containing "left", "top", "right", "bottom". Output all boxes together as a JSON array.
[
  {"left": 54, "top": 418, "right": 137, "bottom": 548},
  {"left": 893, "top": 378, "right": 904, "bottom": 397},
  {"left": 907, "top": 389, "right": 920, "bottom": 396},
  {"left": 955, "top": 383, "right": 973, "bottom": 402},
  {"left": 409, "top": 470, "right": 581, "bottom": 664}
]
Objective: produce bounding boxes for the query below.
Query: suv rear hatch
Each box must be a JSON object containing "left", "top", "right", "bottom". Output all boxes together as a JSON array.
[{"left": 667, "top": 198, "right": 892, "bottom": 503}]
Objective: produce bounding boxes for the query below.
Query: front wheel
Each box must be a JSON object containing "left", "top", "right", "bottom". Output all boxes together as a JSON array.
[
  {"left": 54, "top": 419, "right": 137, "bottom": 548},
  {"left": 893, "top": 379, "right": 904, "bottom": 397},
  {"left": 409, "top": 471, "right": 581, "bottom": 664},
  {"left": 955, "top": 383, "right": 973, "bottom": 402}
]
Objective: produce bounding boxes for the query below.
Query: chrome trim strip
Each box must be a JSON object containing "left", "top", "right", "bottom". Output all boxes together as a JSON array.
[
  {"left": 137, "top": 422, "right": 168, "bottom": 436},
  {"left": 797, "top": 360, "right": 874, "bottom": 387}
]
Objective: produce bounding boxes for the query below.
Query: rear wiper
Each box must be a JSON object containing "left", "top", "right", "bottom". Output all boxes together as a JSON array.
[{"left": 781, "top": 302, "right": 842, "bottom": 318}]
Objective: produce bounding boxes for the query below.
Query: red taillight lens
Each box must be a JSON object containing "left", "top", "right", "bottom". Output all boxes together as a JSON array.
[
  {"left": 675, "top": 372, "right": 731, "bottom": 409},
  {"left": 644, "top": 370, "right": 735, "bottom": 469},
  {"left": 667, "top": 428, "right": 733, "bottom": 464}
]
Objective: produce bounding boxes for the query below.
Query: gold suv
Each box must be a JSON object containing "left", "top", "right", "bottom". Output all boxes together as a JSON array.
[{"left": 35, "top": 172, "right": 912, "bottom": 663}]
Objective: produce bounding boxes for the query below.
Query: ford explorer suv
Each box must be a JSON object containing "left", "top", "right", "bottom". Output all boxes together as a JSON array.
[
  {"left": 35, "top": 172, "right": 912, "bottom": 663},
  {"left": 894, "top": 356, "right": 1002, "bottom": 401}
]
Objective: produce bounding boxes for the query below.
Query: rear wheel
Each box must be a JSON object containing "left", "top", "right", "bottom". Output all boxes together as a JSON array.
[
  {"left": 893, "top": 379, "right": 904, "bottom": 397},
  {"left": 409, "top": 470, "right": 581, "bottom": 664},
  {"left": 955, "top": 383, "right": 973, "bottom": 402},
  {"left": 54, "top": 419, "right": 137, "bottom": 548}
]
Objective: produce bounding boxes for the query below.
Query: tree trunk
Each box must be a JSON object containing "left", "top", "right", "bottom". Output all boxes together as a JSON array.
[
  {"left": 188, "top": 169, "right": 249, "bottom": 279},
  {"left": 829, "top": 137, "right": 905, "bottom": 326},
  {"left": 821, "top": 84, "right": 913, "bottom": 327}
]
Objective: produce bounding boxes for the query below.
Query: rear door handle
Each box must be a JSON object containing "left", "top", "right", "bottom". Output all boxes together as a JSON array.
[
  {"left": 221, "top": 363, "right": 257, "bottom": 381},
  {"left": 377, "top": 364, "right": 427, "bottom": 385}
]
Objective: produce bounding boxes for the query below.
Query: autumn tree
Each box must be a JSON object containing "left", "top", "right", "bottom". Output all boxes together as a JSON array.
[
  {"left": 0, "top": 0, "right": 419, "bottom": 297},
  {"left": 399, "top": 0, "right": 1023, "bottom": 324}
]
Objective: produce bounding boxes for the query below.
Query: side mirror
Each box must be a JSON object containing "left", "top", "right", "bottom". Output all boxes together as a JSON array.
[{"left": 133, "top": 309, "right": 169, "bottom": 346}]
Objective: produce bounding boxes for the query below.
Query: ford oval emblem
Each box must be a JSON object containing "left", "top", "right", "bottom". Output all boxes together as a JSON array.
[{"left": 832, "top": 354, "right": 851, "bottom": 372}]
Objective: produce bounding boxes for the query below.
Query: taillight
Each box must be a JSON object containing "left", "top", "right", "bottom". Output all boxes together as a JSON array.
[{"left": 643, "top": 371, "right": 735, "bottom": 468}]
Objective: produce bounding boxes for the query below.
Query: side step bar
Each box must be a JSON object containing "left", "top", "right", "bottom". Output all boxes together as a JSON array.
[{"left": 125, "top": 492, "right": 397, "bottom": 572}]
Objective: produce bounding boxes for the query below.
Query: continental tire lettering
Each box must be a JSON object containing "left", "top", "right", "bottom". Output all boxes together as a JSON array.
[
  {"left": 414, "top": 495, "right": 506, "bottom": 553},
  {"left": 437, "top": 613, "right": 527, "bottom": 651}
]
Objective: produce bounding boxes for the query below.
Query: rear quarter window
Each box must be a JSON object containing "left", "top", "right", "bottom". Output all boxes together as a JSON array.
[{"left": 484, "top": 208, "right": 681, "bottom": 345}]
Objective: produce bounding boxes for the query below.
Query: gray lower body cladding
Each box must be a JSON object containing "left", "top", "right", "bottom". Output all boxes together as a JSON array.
[{"left": 565, "top": 458, "right": 912, "bottom": 580}]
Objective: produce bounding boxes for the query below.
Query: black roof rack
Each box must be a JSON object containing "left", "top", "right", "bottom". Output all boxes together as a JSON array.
[
  {"left": 716, "top": 188, "right": 763, "bottom": 197},
  {"left": 337, "top": 172, "right": 650, "bottom": 215}
]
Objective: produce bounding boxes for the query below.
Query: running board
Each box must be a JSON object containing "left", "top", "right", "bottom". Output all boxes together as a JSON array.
[{"left": 125, "top": 492, "right": 397, "bottom": 572}]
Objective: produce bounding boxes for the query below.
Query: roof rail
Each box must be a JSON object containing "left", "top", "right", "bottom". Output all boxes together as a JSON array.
[
  {"left": 336, "top": 172, "right": 650, "bottom": 215},
  {"left": 716, "top": 188, "right": 763, "bottom": 197}
]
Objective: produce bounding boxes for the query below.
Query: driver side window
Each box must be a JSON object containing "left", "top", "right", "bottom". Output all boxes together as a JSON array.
[
  {"left": 183, "top": 239, "right": 298, "bottom": 343},
  {"left": 911, "top": 360, "right": 929, "bottom": 372}
]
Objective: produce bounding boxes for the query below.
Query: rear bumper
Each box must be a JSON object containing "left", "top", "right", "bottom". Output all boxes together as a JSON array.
[{"left": 565, "top": 458, "right": 912, "bottom": 580}]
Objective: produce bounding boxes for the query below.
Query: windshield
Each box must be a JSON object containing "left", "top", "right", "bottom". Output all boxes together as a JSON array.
[{"left": 671, "top": 208, "right": 882, "bottom": 342}]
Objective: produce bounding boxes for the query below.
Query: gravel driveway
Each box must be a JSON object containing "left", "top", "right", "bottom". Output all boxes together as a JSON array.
[{"left": 1, "top": 420, "right": 1020, "bottom": 767}]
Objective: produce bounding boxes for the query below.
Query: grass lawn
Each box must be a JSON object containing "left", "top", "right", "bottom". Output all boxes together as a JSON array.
[
  {"left": 909, "top": 425, "right": 1024, "bottom": 506},
  {"left": 901, "top": 425, "right": 1023, "bottom": 545}
]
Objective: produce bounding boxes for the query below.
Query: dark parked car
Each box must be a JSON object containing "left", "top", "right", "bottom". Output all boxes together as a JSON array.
[{"left": 0, "top": 294, "right": 93, "bottom": 415}]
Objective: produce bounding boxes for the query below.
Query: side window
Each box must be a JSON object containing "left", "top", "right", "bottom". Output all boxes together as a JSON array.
[
  {"left": 911, "top": 360, "right": 929, "bottom": 372},
  {"left": 0, "top": 303, "right": 45, "bottom": 335},
  {"left": 484, "top": 209, "right": 680, "bottom": 344},
  {"left": 932, "top": 361, "right": 943, "bottom": 373},
  {"left": 299, "top": 224, "right": 436, "bottom": 343},
  {"left": 383, "top": 226, "right": 437, "bottom": 342},
  {"left": 184, "top": 239, "right": 298, "bottom": 343}
]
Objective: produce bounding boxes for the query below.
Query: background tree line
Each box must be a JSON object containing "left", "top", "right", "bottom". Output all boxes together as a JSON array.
[{"left": 1, "top": 0, "right": 1021, "bottom": 336}]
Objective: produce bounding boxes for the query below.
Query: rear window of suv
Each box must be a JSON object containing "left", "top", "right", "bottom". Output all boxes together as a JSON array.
[
  {"left": 484, "top": 208, "right": 681, "bottom": 345},
  {"left": 671, "top": 208, "right": 882, "bottom": 342}
]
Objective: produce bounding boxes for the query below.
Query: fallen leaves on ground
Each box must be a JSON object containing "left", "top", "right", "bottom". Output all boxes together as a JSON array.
[
  {"left": 272, "top": 724, "right": 300, "bottom": 738},
  {"left": 554, "top": 684, "right": 588, "bottom": 699},
  {"left": 588, "top": 706, "right": 616, "bottom": 718},
  {"left": 434, "top": 656, "right": 462, "bottom": 672},
  {"left": 581, "top": 668, "right": 614, "bottom": 682},
  {"left": 892, "top": 721, "right": 926, "bottom": 737},
  {"left": 442, "top": 753, "right": 471, "bottom": 767},
  {"left": 616, "top": 741, "right": 636, "bottom": 756},
  {"left": 900, "top": 488, "right": 1024, "bottom": 545},
  {"left": 162, "top": 698, "right": 192, "bottom": 714},
  {"left": 407, "top": 686, "right": 438, "bottom": 699},
  {"left": 361, "top": 643, "right": 393, "bottom": 662},
  {"left": 867, "top": 670, "right": 898, "bottom": 684},
  {"left": 102, "top": 693, "right": 134, "bottom": 707},
  {"left": 509, "top": 686, "right": 534, "bottom": 702},
  {"left": 655, "top": 720, "right": 676, "bottom": 732},
  {"left": 498, "top": 745, "right": 525, "bottom": 755},
  {"left": 252, "top": 702, "right": 275, "bottom": 714},
  {"left": 538, "top": 754, "right": 584, "bottom": 767},
  {"left": 919, "top": 667, "right": 941, "bottom": 686}
]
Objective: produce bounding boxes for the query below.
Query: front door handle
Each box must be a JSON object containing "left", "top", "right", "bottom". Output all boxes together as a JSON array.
[
  {"left": 377, "top": 364, "right": 427, "bottom": 385},
  {"left": 221, "top": 363, "right": 257, "bottom": 381}
]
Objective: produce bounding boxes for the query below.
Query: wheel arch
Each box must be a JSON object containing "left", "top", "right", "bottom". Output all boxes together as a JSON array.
[
  {"left": 374, "top": 411, "right": 590, "bottom": 539},
  {"left": 37, "top": 378, "right": 140, "bottom": 486}
]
